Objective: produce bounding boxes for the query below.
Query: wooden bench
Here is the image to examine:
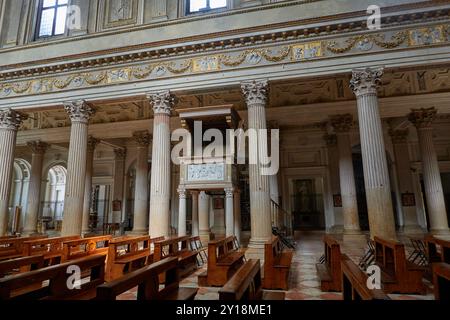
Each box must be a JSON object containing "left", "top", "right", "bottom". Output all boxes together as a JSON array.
[
  {"left": 0, "top": 235, "right": 48, "bottom": 261},
  {"left": 432, "top": 262, "right": 450, "bottom": 301},
  {"left": 105, "top": 236, "right": 151, "bottom": 281},
  {"left": 154, "top": 236, "right": 198, "bottom": 280},
  {"left": 0, "top": 255, "right": 45, "bottom": 278},
  {"left": 96, "top": 257, "right": 198, "bottom": 300},
  {"left": 22, "top": 236, "right": 80, "bottom": 265},
  {"left": 316, "top": 235, "right": 342, "bottom": 292},
  {"left": 199, "top": 236, "right": 245, "bottom": 287},
  {"left": 219, "top": 259, "right": 285, "bottom": 300},
  {"left": 426, "top": 235, "right": 450, "bottom": 264},
  {"left": 0, "top": 254, "right": 106, "bottom": 300},
  {"left": 341, "top": 254, "right": 390, "bottom": 300},
  {"left": 263, "top": 236, "right": 293, "bottom": 290},
  {"left": 62, "top": 235, "right": 112, "bottom": 262},
  {"left": 374, "top": 236, "right": 426, "bottom": 294}
]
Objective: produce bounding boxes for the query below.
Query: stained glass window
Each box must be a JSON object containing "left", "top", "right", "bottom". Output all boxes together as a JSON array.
[
  {"left": 187, "top": 0, "right": 227, "bottom": 14},
  {"left": 37, "top": 0, "right": 68, "bottom": 38}
]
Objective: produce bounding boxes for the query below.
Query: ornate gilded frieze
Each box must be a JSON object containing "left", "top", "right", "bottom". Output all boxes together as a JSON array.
[{"left": 0, "top": 24, "right": 449, "bottom": 98}]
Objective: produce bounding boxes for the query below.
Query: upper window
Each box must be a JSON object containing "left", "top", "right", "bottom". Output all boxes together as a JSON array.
[
  {"left": 36, "top": 0, "right": 69, "bottom": 38},
  {"left": 186, "top": 0, "right": 227, "bottom": 15}
]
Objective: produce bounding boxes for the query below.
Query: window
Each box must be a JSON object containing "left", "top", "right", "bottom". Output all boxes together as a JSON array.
[
  {"left": 186, "top": 0, "right": 227, "bottom": 15},
  {"left": 36, "top": 0, "right": 69, "bottom": 38}
]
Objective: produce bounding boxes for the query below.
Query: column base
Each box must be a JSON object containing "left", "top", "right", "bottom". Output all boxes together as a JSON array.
[
  {"left": 22, "top": 230, "right": 40, "bottom": 237},
  {"left": 127, "top": 229, "right": 149, "bottom": 236},
  {"left": 401, "top": 225, "right": 424, "bottom": 235},
  {"left": 199, "top": 231, "right": 212, "bottom": 245},
  {"left": 429, "top": 228, "right": 450, "bottom": 237},
  {"left": 328, "top": 225, "right": 344, "bottom": 234},
  {"left": 245, "top": 238, "right": 268, "bottom": 261},
  {"left": 343, "top": 230, "right": 367, "bottom": 244}
]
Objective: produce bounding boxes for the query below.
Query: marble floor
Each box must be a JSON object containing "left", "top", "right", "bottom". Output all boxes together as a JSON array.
[{"left": 117, "top": 231, "right": 435, "bottom": 300}]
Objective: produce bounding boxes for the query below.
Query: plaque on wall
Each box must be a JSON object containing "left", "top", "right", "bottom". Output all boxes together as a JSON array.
[
  {"left": 103, "top": 0, "right": 138, "bottom": 29},
  {"left": 213, "top": 197, "right": 224, "bottom": 210},
  {"left": 187, "top": 163, "right": 225, "bottom": 182},
  {"left": 333, "top": 194, "right": 342, "bottom": 208},
  {"left": 401, "top": 193, "right": 416, "bottom": 207}
]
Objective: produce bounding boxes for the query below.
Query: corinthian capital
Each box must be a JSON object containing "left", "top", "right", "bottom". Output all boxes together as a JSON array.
[
  {"left": 27, "top": 141, "right": 49, "bottom": 154},
  {"left": 0, "top": 108, "right": 28, "bottom": 130},
  {"left": 64, "top": 100, "right": 95, "bottom": 124},
  {"left": 241, "top": 79, "right": 269, "bottom": 106},
  {"left": 87, "top": 136, "right": 100, "bottom": 152},
  {"left": 350, "top": 67, "right": 383, "bottom": 97},
  {"left": 329, "top": 114, "right": 354, "bottom": 133},
  {"left": 133, "top": 130, "right": 151, "bottom": 146},
  {"left": 114, "top": 148, "right": 127, "bottom": 160},
  {"left": 147, "top": 90, "right": 175, "bottom": 115},
  {"left": 408, "top": 107, "right": 437, "bottom": 129}
]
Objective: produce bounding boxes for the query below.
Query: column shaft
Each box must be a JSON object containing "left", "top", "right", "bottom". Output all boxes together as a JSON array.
[
  {"left": 81, "top": 137, "right": 98, "bottom": 235},
  {"left": 234, "top": 190, "right": 242, "bottom": 244},
  {"left": 199, "top": 191, "right": 211, "bottom": 244},
  {"left": 225, "top": 188, "right": 234, "bottom": 237},
  {"left": 191, "top": 191, "right": 199, "bottom": 236},
  {"left": 178, "top": 188, "right": 187, "bottom": 236},
  {"left": 132, "top": 131, "right": 150, "bottom": 234}
]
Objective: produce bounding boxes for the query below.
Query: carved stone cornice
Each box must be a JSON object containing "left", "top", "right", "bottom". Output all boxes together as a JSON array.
[
  {"left": 133, "top": 130, "right": 151, "bottom": 146},
  {"left": 64, "top": 100, "right": 95, "bottom": 124},
  {"left": 241, "top": 79, "right": 269, "bottom": 106},
  {"left": 329, "top": 114, "right": 354, "bottom": 133},
  {"left": 350, "top": 67, "right": 383, "bottom": 97},
  {"left": 408, "top": 107, "right": 437, "bottom": 129},
  {"left": 147, "top": 90, "right": 175, "bottom": 115},
  {"left": 27, "top": 141, "right": 49, "bottom": 154},
  {"left": 324, "top": 134, "right": 337, "bottom": 146},
  {"left": 0, "top": 108, "right": 28, "bottom": 130},
  {"left": 389, "top": 129, "right": 409, "bottom": 144},
  {"left": 114, "top": 148, "right": 127, "bottom": 160},
  {"left": 87, "top": 136, "right": 100, "bottom": 152}
]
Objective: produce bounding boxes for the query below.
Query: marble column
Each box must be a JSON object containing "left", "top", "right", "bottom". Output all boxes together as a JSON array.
[
  {"left": 225, "top": 187, "right": 234, "bottom": 237},
  {"left": 409, "top": 108, "right": 449, "bottom": 234},
  {"left": 23, "top": 141, "right": 49, "bottom": 235},
  {"left": 113, "top": 148, "right": 127, "bottom": 224},
  {"left": 191, "top": 191, "right": 199, "bottom": 236},
  {"left": 62, "top": 101, "right": 95, "bottom": 236},
  {"left": 132, "top": 130, "right": 150, "bottom": 234},
  {"left": 148, "top": 91, "right": 175, "bottom": 238},
  {"left": 234, "top": 189, "right": 242, "bottom": 244},
  {"left": 178, "top": 187, "right": 187, "bottom": 236},
  {"left": 0, "top": 109, "right": 27, "bottom": 235},
  {"left": 241, "top": 79, "right": 272, "bottom": 257},
  {"left": 81, "top": 136, "right": 99, "bottom": 235},
  {"left": 390, "top": 129, "right": 422, "bottom": 234},
  {"left": 350, "top": 68, "right": 396, "bottom": 240},
  {"left": 324, "top": 134, "right": 343, "bottom": 232},
  {"left": 329, "top": 114, "right": 363, "bottom": 241},
  {"left": 199, "top": 191, "right": 211, "bottom": 244}
]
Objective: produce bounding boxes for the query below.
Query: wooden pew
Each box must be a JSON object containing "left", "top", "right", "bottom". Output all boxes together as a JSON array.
[
  {"left": 22, "top": 236, "right": 80, "bottom": 265},
  {"left": 0, "top": 254, "right": 106, "bottom": 300},
  {"left": 62, "top": 235, "right": 112, "bottom": 262},
  {"left": 153, "top": 236, "right": 198, "bottom": 279},
  {"left": 219, "top": 259, "right": 285, "bottom": 300},
  {"left": 432, "top": 262, "right": 450, "bottom": 301},
  {"left": 0, "top": 255, "right": 45, "bottom": 278},
  {"left": 105, "top": 236, "right": 151, "bottom": 281},
  {"left": 0, "top": 235, "right": 48, "bottom": 261},
  {"left": 426, "top": 235, "right": 450, "bottom": 264},
  {"left": 374, "top": 236, "right": 426, "bottom": 294},
  {"left": 263, "top": 236, "right": 293, "bottom": 290},
  {"left": 199, "top": 236, "right": 245, "bottom": 287},
  {"left": 316, "top": 235, "right": 341, "bottom": 292},
  {"left": 96, "top": 257, "right": 198, "bottom": 300},
  {"left": 341, "top": 254, "right": 390, "bottom": 300}
]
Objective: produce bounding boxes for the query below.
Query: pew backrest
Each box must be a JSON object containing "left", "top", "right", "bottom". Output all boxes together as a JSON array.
[
  {"left": 23, "top": 236, "right": 80, "bottom": 261},
  {"left": 219, "top": 259, "right": 263, "bottom": 300},
  {"left": 0, "top": 235, "right": 48, "bottom": 260},
  {"left": 63, "top": 235, "right": 112, "bottom": 261},
  {"left": 0, "top": 255, "right": 45, "bottom": 278}
]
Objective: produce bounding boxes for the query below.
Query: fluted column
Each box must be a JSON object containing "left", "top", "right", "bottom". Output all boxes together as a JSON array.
[
  {"left": 409, "top": 108, "right": 449, "bottom": 234},
  {"left": 241, "top": 79, "right": 272, "bottom": 256},
  {"left": 330, "top": 114, "right": 363, "bottom": 241},
  {"left": 148, "top": 91, "right": 174, "bottom": 237},
  {"left": 81, "top": 136, "right": 99, "bottom": 235},
  {"left": 132, "top": 130, "right": 150, "bottom": 234},
  {"left": 225, "top": 187, "right": 234, "bottom": 237},
  {"left": 23, "top": 141, "right": 49, "bottom": 235},
  {"left": 234, "top": 189, "right": 242, "bottom": 244},
  {"left": 199, "top": 191, "right": 211, "bottom": 244},
  {"left": 62, "top": 101, "right": 95, "bottom": 236},
  {"left": 0, "top": 109, "right": 27, "bottom": 236},
  {"left": 178, "top": 187, "right": 187, "bottom": 236},
  {"left": 191, "top": 191, "right": 199, "bottom": 236},
  {"left": 350, "top": 68, "right": 396, "bottom": 240},
  {"left": 390, "top": 129, "right": 422, "bottom": 234}
]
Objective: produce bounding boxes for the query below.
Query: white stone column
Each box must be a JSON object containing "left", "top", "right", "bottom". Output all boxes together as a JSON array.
[
  {"left": 350, "top": 68, "right": 396, "bottom": 240},
  {"left": 132, "top": 130, "right": 150, "bottom": 234},
  {"left": 324, "top": 134, "right": 343, "bottom": 232},
  {"left": 113, "top": 148, "right": 127, "bottom": 224},
  {"left": 234, "top": 189, "right": 242, "bottom": 244},
  {"left": 81, "top": 136, "right": 99, "bottom": 235},
  {"left": 0, "top": 109, "right": 26, "bottom": 236},
  {"left": 199, "top": 191, "right": 211, "bottom": 244},
  {"left": 62, "top": 101, "right": 95, "bottom": 236},
  {"left": 178, "top": 187, "right": 187, "bottom": 236},
  {"left": 191, "top": 190, "right": 199, "bottom": 236},
  {"left": 241, "top": 79, "right": 272, "bottom": 257},
  {"left": 409, "top": 108, "right": 449, "bottom": 234},
  {"left": 329, "top": 114, "right": 363, "bottom": 241},
  {"left": 390, "top": 129, "right": 422, "bottom": 234},
  {"left": 148, "top": 91, "right": 174, "bottom": 238},
  {"left": 23, "top": 141, "right": 49, "bottom": 235},
  {"left": 225, "top": 187, "right": 234, "bottom": 237}
]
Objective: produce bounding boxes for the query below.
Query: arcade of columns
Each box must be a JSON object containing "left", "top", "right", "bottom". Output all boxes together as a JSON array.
[{"left": 0, "top": 67, "right": 449, "bottom": 251}]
